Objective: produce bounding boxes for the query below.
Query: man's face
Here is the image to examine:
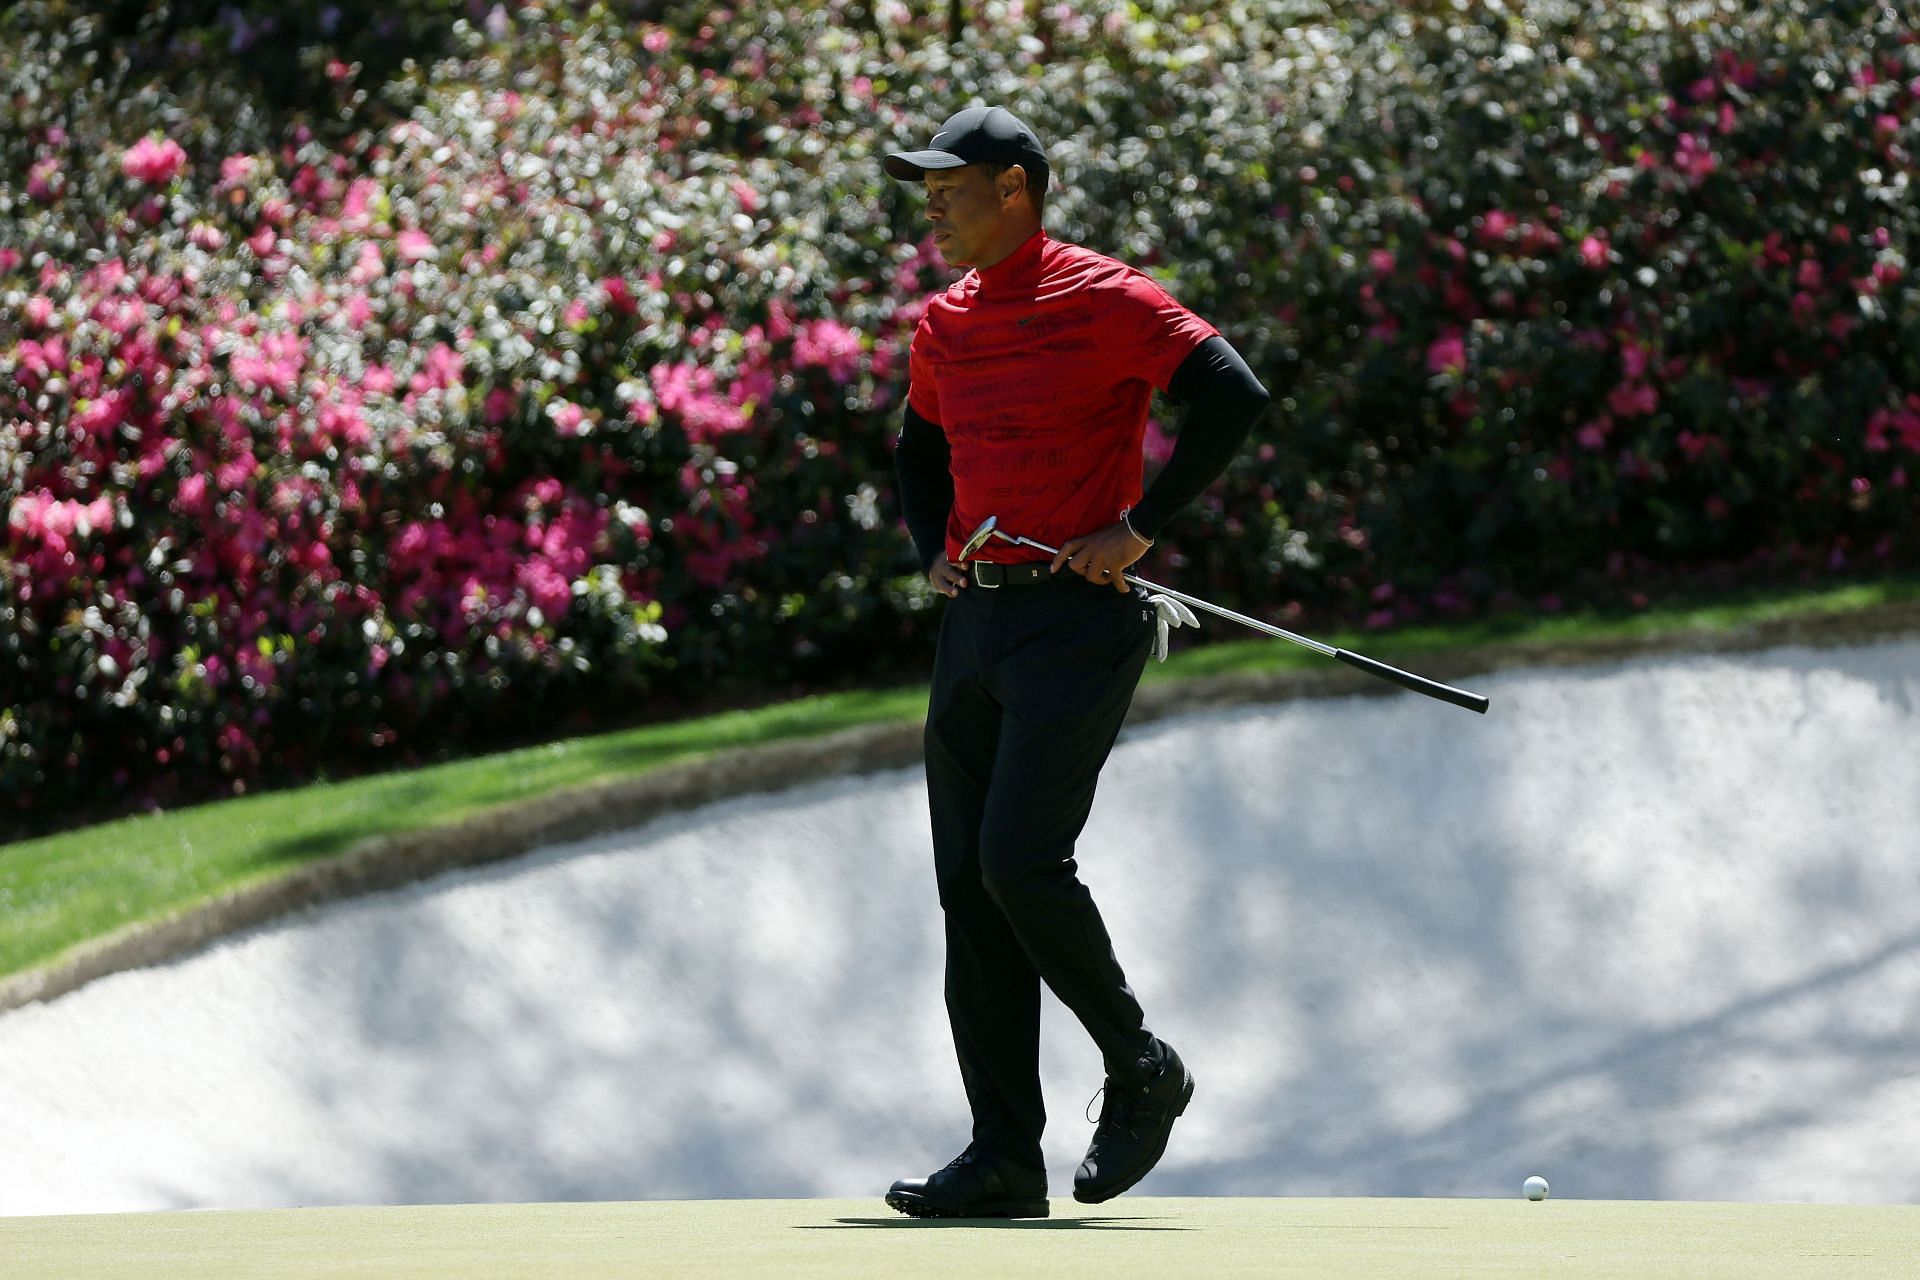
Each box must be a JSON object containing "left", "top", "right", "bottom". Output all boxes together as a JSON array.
[{"left": 922, "top": 165, "right": 1007, "bottom": 267}]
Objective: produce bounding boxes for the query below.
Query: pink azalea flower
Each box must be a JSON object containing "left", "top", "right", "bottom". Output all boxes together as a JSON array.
[
  {"left": 177, "top": 472, "right": 210, "bottom": 513},
  {"left": 396, "top": 228, "right": 438, "bottom": 263},
  {"left": 6, "top": 489, "right": 50, "bottom": 537},
  {"left": 485, "top": 386, "right": 519, "bottom": 425},
  {"left": 731, "top": 360, "right": 775, "bottom": 410},
  {"left": 73, "top": 387, "right": 133, "bottom": 438},
  {"left": 217, "top": 450, "right": 260, "bottom": 491},
  {"left": 767, "top": 298, "right": 795, "bottom": 341},
  {"left": 1607, "top": 382, "right": 1659, "bottom": 417},
  {"left": 548, "top": 398, "right": 589, "bottom": 437},
  {"left": 28, "top": 157, "right": 63, "bottom": 202},
  {"left": 650, "top": 360, "right": 749, "bottom": 441},
  {"left": 1577, "top": 234, "right": 1609, "bottom": 269},
  {"left": 1142, "top": 419, "right": 1175, "bottom": 465},
  {"left": 1865, "top": 405, "right": 1920, "bottom": 452},
  {"left": 121, "top": 135, "right": 188, "bottom": 185},
  {"left": 1425, "top": 330, "right": 1466, "bottom": 375},
  {"left": 16, "top": 334, "right": 67, "bottom": 384},
  {"left": 1673, "top": 134, "right": 1718, "bottom": 180},
  {"left": 794, "top": 319, "right": 864, "bottom": 381},
  {"left": 868, "top": 339, "right": 900, "bottom": 382},
  {"left": 230, "top": 331, "right": 306, "bottom": 399},
  {"left": 318, "top": 400, "right": 373, "bottom": 449},
  {"left": 1477, "top": 210, "right": 1516, "bottom": 244},
  {"left": 342, "top": 178, "right": 381, "bottom": 226},
  {"left": 349, "top": 241, "right": 386, "bottom": 285},
  {"left": 408, "top": 343, "right": 464, "bottom": 396},
  {"left": 602, "top": 276, "right": 638, "bottom": 316}
]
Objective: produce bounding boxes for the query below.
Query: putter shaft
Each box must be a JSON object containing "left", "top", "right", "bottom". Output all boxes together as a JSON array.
[
  {"left": 977, "top": 523, "right": 1490, "bottom": 714},
  {"left": 992, "top": 530, "right": 1337, "bottom": 657}
]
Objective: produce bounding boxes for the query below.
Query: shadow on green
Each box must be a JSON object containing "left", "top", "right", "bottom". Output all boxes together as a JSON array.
[{"left": 809, "top": 1216, "right": 1192, "bottom": 1231}]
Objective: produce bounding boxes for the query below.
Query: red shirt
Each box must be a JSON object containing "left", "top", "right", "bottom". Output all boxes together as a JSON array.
[{"left": 907, "top": 231, "right": 1217, "bottom": 563}]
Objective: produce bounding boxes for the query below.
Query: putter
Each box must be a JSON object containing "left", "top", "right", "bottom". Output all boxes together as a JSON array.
[{"left": 960, "top": 516, "right": 1491, "bottom": 714}]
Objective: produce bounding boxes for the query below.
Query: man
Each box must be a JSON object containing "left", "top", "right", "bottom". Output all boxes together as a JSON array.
[{"left": 884, "top": 105, "right": 1272, "bottom": 1218}]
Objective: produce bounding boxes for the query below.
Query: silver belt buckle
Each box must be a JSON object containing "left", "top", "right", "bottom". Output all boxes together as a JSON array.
[{"left": 970, "top": 561, "right": 1000, "bottom": 589}]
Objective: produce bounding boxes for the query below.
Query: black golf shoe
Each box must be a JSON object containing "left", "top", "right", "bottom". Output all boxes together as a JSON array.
[
  {"left": 1073, "top": 1040, "right": 1194, "bottom": 1204},
  {"left": 885, "top": 1146, "right": 1049, "bottom": 1219}
]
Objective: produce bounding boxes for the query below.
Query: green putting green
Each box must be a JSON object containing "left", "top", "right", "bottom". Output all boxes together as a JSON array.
[{"left": 4, "top": 1197, "right": 1917, "bottom": 1279}]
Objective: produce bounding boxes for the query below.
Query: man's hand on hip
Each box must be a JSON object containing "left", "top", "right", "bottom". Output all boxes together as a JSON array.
[
  {"left": 1051, "top": 521, "right": 1150, "bottom": 592},
  {"left": 929, "top": 553, "right": 969, "bottom": 598}
]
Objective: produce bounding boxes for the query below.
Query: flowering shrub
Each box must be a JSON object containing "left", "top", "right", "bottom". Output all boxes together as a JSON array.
[{"left": 4, "top": 0, "right": 1918, "bottom": 834}]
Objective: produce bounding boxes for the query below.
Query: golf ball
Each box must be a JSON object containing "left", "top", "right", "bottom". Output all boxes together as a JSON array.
[{"left": 1524, "top": 1175, "right": 1550, "bottom": 1201}]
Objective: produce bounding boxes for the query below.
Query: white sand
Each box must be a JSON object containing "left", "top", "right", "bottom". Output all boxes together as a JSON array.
[{"left": 3, "top": 640, "right": 1918, "bottom": 1215}]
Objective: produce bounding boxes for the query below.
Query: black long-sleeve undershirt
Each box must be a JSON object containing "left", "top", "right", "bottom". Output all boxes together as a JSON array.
[
  {"left": 1129, "top": 334, "right": 1271, "bottom": 540},
  {"left": 893, "top": 335, "right": 1271, "bottom": 572},
  {"left": 894, "top": 406, "right": 956, "bottom": 575}
]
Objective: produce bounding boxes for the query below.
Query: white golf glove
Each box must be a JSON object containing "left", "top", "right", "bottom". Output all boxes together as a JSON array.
[{"left": 1145, "top": 592, "right": 1200, "bottom": 662}]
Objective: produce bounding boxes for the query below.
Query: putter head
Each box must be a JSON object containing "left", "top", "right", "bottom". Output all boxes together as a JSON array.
[{"left": 959, "top": 516, "right": 998, "bottom": 561}]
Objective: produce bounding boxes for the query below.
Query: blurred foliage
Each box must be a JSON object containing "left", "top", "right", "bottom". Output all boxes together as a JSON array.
[{"left": 3, "top": 0, "right": 1918, "bottom": 835}]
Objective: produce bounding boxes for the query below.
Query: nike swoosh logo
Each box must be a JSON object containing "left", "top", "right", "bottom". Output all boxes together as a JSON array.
[{"left": 1016, "top": 315, "right": 1037, "bottom": 326}]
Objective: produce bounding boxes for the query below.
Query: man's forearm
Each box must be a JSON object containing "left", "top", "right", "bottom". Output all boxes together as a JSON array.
[
  {"left": 1127, "top": 336, "right": 1271, "bottom": 541},
  {"left": 895, "top": 405, "right": 955, "bottom": 572}
]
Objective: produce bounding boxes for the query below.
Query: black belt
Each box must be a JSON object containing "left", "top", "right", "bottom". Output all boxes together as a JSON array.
[{"left": 969, "top": 560, "right": 1058, "bottom": 588}]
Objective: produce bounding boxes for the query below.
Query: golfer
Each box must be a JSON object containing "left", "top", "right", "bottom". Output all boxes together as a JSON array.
[{"left": 884, "top": 105, "right": 1272, "bottom": 1218}]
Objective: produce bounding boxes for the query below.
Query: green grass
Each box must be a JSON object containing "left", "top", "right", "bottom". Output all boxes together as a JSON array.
[
  {"left": 2, "top": 1197, "right": 1917, "bottom": 1279},
  {"left": 0, "top": 684, "right": 926, "bottom": 979},
  {"left": 3, "top": 575, "right": 1916, "bottom": 983}
]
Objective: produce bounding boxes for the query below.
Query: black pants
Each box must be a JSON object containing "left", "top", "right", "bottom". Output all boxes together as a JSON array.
[{"left": 923, "top": 574, "right": 1158, "bottom": 1171}]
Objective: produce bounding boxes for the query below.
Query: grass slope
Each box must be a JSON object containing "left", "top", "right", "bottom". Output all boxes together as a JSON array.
[
  {"left": 3, "top": 1198, "right": 1918, "bottom": 1279},
  {"left": 3, "top": 576, "right": 1917, "bottom": 982}
]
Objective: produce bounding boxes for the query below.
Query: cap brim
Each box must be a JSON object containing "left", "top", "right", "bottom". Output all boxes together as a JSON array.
[{"left": 884, "top": 150, "right": 970, "bottom": 181}]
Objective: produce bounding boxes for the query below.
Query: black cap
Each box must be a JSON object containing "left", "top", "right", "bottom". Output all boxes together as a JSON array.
[{"left": 885, "top": 106, "right": 1050, "bottom": 189}]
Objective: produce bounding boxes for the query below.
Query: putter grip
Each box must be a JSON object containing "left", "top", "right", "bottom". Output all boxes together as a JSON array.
[{"left": 1333, "top": 649, "right": 1490, "bottom": 714}]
